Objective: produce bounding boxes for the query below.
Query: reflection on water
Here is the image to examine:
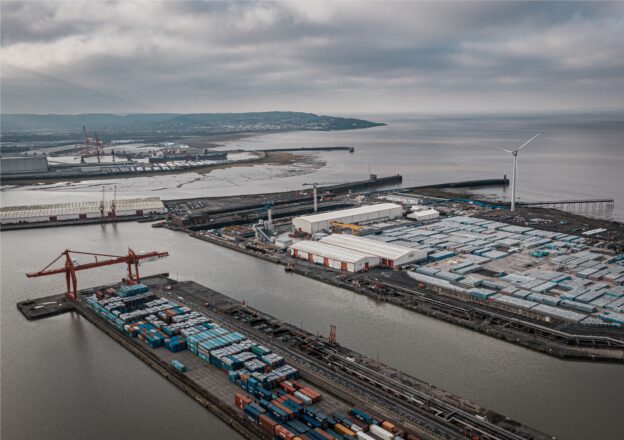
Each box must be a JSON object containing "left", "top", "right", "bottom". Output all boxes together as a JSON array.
[{"left": 2, "top": 222, "right": 624, "bottom": 440}]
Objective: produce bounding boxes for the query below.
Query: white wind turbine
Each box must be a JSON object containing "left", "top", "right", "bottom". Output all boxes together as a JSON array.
[{"left": 496, "top": 133, "right": 540, "bottom": 211}]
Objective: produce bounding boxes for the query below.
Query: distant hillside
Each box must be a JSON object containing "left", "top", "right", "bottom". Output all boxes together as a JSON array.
[{"left": 1, "top": 112, "right": 384, "bottom": 137}]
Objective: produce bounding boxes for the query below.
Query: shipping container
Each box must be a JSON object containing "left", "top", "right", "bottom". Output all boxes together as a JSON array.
[
  {"left": 334, "top": 424, "right": 356, "bottom": 437},
  {"left": 294, "top": 391, "right": 313, "bottom": 405},
  {"left": 370, "top": 424, "right": 394, "bottom": 440},
  {"left": 350, "top": 408, "right": 374, "bottom": 425},
  {"left": 258, "top": 413, "right": 278, "bottom": 435},
  {"left": 312, "top": 428, "right": 335, "bottom": 440},
  {"left": 275, "top": 425, "right": 297, "bottom": 440},
  {"left": 326, "top": 428, "right": 346, "bottom": 439},
  {"left": 299, "top": 386, "right": 322, "bottom": 402},
  {"left": 301, "top": 413, "right": 322, "bottom": 429},
  {"left": 235, "top": 392, "right": 252, "bottom": 410},
  {"left": 381, "top": 421, "right": 395, "bottom": 433}
]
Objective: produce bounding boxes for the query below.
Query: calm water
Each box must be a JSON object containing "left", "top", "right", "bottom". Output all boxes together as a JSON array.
[
  {"left": 2, "top": 113, "right": 624, "bottom": 439},
  {"left": 2, "top": 222, "right": 624, "bottom": 440},
  {"left": 3, "top": 113, "right": 623, "bottom": 220}
]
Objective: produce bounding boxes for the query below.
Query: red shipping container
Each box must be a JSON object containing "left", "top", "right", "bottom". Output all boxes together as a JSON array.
[
  {"left": 234, "top": 392, "right": 252, "bottom": 410},
  {"left": 286, "top": 394, "right": 303, "bottom": 405},
  {"left": 258, "top": 414, "right": 277, "bottom": 435},
  {"left": 275, "top": 425, "right": 296, "bottom": 440},
  {"left": 279, "top": 382, "right": 297, "bottom": 394},
  {"left": 298, "top": 387, "right": 321, "bottom": 403}
]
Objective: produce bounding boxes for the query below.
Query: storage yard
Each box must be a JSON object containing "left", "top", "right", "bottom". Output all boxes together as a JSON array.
[
  {"left": 0, "top": 150, "right": 262, "bottom": 183},
  {"left": 174, "top": 185, "right": 624, "bottom": 361},
  {"left": 18, "top": 275, "right": 552, "bottom": 440}
]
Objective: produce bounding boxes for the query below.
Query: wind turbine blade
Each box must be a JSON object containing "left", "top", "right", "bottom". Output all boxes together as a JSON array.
[
  {"left": 494, "top": 146, "right": 513, "bottom": 154},
  {"left": 515, "top": 133, "right": 540, "bottom": 152}
]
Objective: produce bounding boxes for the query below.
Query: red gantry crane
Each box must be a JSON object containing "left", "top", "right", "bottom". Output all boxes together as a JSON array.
[{"left": 26, "top": 249, "right": 169, "bottom": 301}]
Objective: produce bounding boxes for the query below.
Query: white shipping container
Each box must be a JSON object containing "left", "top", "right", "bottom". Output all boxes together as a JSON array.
[
  {"left": 370, "top": 424, "right": 394, "bottom": 440},
  {"left": 294, "top": 391, "right": 312, "bottom": 405},
  {"left": 351, "top": 424, "right": 363, "bottom": 432},
  {"left": 356, "top": 432, "right": 376, "bottom": 440}
]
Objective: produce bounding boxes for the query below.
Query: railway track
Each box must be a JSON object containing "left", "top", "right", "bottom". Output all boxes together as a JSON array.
[
  {"left": 380, "top": 279, "right": 624, "bottom": 350},
  {"left": 176, "top": 285, "right": 545, "bottom": 440}
]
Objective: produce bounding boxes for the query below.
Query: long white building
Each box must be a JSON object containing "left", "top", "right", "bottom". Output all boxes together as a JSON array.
[
  {"left": 288, "top": 240, "right": 380, "bottom": 272},
  {"left": 0, "top": 197, "right": 165, "bottom": 224},
  {"left": 292, "top": 203, "right": 403, "bottom": 235},
  {"left": 320, "top": 233, "right": 426, "bottom": 267}
]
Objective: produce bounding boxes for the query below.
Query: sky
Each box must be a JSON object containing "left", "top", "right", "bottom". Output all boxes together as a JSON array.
[{"left": 1, "top": 1, "right": 624, "bottom": 115}]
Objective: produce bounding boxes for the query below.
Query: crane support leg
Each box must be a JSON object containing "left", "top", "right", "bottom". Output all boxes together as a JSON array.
[{"left": 70, "top": 266, "right": 78, "bottom": 301}]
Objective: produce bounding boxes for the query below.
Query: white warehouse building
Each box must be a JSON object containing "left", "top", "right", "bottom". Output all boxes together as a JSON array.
[
  {"left": 292, "top": 203, "right": 403, "bottom": 235},
  {"left": 0, "top": 197, "right": 165, "bottom": 225},
  {"left": 288, "top": 240, "right": 380, "bottom": 272},
  {"left": 320, "top": 233, "right": 427, "bottom": 268},
  {"left": 407, "top": 208, "right": 439, "bottom": 222}
]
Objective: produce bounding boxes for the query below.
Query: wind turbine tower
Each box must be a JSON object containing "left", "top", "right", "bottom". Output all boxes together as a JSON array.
[{"left": 497, "top": 133, "right": 540, "bottom": 211}]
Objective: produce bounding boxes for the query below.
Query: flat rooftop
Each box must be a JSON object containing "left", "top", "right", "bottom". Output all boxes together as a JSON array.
[
  {"left": 295, "top": 203, "right": 401, "bottom": 223},
  {"left": 0, "top": 197, "right": 164, "bottom": 220}
]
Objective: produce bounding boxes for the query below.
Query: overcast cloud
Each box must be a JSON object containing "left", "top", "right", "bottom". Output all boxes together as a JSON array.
[{"left": 1, "top": 1, "right": 623, "bottom": 114}]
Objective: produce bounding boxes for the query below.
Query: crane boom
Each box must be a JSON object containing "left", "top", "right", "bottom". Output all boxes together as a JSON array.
[{"left": 26, "top": 249, "right": 169, "bottom": 300}]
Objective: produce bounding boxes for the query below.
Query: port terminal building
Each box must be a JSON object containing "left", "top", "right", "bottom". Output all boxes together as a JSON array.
[
  {"left": 288, "top": 233, "right": 426, "bottom": 271},
  {"left": 292, "top": 203, "right": 403, "bottom": 235},
  {"left": 0, "top": 197, "right": 165, "bottom": 225},
  {"left": 288, "top": 240, "right": 380, "bottom": 272},
  {"left": 0, "top": 156, "right": 48, "bottom": 174}
]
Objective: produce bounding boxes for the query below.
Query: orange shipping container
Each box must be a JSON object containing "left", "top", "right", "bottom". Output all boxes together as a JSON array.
[
  {"left": 298, "top": 387, "right": 321, "bottom": 402},
  {"left": 334, "top": 424, "right": 356, "bottom": 437},
  {"left": 275, "top": 425, "right": 296, "bottom": 440},
  {"left": 300, "top": 386, "right": 321, "bottom": 397},
  {"left": 271, "top": 401, "right": 294, "bottom": 419},
  {"left": 381, "top": 421, "right": 396, "bottom": 432},
  {"left": 279, "top": 382, "right": 297, "bottom": 394}
]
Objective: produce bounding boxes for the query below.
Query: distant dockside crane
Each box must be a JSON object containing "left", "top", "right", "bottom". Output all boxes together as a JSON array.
[
  {"left": 26, "top": 249, "right": 169, "bottom": 301},
  {"left": 79, "top": 126, "right": 105, "bottom": 163}
]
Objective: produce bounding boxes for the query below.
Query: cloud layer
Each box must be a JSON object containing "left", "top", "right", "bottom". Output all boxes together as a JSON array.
[{"left": 2, "top": 1, "right": 623, "bottom": 114}]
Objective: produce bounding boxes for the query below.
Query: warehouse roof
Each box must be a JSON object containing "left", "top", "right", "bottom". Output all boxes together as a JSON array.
[
  {"left": 295, "top": 203, "right": 401, "bottom": 223},
  {"left": 320, "top": 233, "right": 420, "bottom": 261},
  {"left": 409, "top": 208, "right": 439, "bottom": 216},
  {"left": 289, "top": 240, "right": 375, "bottom": 263},
  {"left": 0, "top": 197, "right": 164, "bottom": 220}
]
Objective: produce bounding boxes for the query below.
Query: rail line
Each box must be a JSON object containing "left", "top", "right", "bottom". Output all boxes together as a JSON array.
[
  {"left": 380, "top": 279, "right": 624, "bottom": 350},
  {"left": 177, "top": 286, "right": 541, "bottom": 440}
]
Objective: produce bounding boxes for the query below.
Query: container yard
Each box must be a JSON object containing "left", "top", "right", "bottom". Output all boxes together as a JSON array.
[
  {"left": 18, "top": 274, "right": 553, "bottom": 440},
  {"left": 0, "top": 150, "right": 263, "bottom": 183},
  {"left": 174, "top": 185, "right": 624, "bottom": 362}
]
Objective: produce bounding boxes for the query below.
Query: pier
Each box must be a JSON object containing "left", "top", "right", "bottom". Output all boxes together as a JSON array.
[
  {"left": 17, "top": 275, "right": 553, "bottom": 440},
  {"left": 518, "top": 199, "right": 614, "bottom": 210}
]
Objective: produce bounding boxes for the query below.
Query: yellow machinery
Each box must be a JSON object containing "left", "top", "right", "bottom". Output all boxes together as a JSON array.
[{"left": 330, "top": 221, "right": 363, "bottom": 234}]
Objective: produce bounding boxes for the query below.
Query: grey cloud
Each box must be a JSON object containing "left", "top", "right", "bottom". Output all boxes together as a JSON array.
[{"left": 1, "top": 1, "right": 623, "bottom": 114}]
